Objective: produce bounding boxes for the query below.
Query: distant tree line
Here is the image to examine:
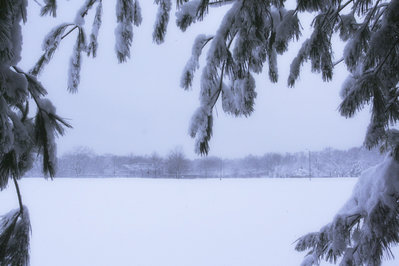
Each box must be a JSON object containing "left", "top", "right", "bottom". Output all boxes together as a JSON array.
[{"left": 26, "top": 146, "right": 384, "bottom": 178}]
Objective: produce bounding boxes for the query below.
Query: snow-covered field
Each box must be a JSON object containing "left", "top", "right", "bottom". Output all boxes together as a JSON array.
[{"left": 0, "top": 178, "right": 398, "bottom": 266}]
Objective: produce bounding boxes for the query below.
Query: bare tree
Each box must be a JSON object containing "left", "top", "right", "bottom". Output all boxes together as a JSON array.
[
  {"left": 62, "top": 146, "right": 95, "bottom": 177},
  {"left": 150, "top": 152, "right": 164, "bottom": 177},
  {"left": 166, "top": 147, "right": 188, "bottom": 178}
]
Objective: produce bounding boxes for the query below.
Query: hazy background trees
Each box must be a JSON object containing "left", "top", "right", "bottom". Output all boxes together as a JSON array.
[
  {"left": 26, "top": 146, "right": 384, "bottom": 178},
  {"left": 166, "top": 147, "right": 189, "bottom": 178}
]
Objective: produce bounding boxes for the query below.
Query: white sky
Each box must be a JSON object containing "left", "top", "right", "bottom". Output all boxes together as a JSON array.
[{"left": 20, "top": 1, "right": 370, "bottom": 159}]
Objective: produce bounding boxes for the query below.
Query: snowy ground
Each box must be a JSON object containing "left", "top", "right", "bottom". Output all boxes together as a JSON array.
[{"left": 0, "top": 178, "right": 398, "bottom": 266}]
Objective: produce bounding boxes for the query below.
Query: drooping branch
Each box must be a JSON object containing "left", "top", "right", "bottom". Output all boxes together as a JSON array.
[{"left": 12, "top": 177, "right": 23, "bottom": 215}]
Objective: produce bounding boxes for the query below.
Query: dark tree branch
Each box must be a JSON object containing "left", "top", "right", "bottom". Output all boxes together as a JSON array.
[{"left": 12, "top": 176, "right": 23, "bottom": 215}]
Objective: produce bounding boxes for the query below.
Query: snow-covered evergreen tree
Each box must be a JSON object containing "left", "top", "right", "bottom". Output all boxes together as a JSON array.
[{"left": 174, "top": 0, "right": 399, "bottom": 265}]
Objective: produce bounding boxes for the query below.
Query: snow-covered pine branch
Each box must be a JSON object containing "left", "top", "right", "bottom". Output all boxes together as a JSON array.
[
  {"left": 87, "top": 1, "right": 103, "bottom": 57},
  {"left": 41, "top": 0, "right": 57, "bottom": 17},
  {"left": 189, "top": 106, "right": 213, "bottom": 155},
  {"left": 153, "top": 0, "right": 172, "bottom": 44},
  {"left": 67, "top": 28, "right": 86, "bottom": 93},
  {"left": 186, "top": 0, "right": 296, "bottom": 154},
  {"left": 180, "top": 34, "right": 213, "bottom": 90},
  {"left": 133, "top": 0, "right": 143, "bottom": 26},
  {"left": 0, "top": 207, "right": 30, "bottom": 266},
  {"left": 30, "top": 23, "right": 72, "bottom": 76},
  {"left": 115, "top": 0, "right": 142, "bottom": 63},
  {"left": 296, "top": 156, "right": 399, "bottom": 265},
  {"left": 274, "top": 10, "right": 301, "bottom": 54},
  {"left": 34, "top": 99, "right": 71, "bottom": 177},
  {"left": 176, "top": 0, "right": 202, "bottom": 31}
]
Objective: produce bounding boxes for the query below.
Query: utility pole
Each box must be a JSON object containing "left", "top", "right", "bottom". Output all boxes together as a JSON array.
[{"left": 308, "top": 150, "right": 312, "bottom": 180}]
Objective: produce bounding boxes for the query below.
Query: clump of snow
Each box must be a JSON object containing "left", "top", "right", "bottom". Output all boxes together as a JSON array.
[
  {"left": 339, "top": 75, "right": 355, "bottom": 100},
  {"left": 68, "top": 29, "right": 86, "bottom": 93},
  {"left": 153, "top": 0, "right": 172, "bottom": 44},
  {"left": 87, "top": 2, "right": 103, "bottom": 57},
  {"left": 42, "top": 23, "right": 70, "bottom": 53},
  {"left": 175, "top": 0, "right": 201, "bottom": 31},
  {"left": 3, "top": 69, "right": 28, "bottom": 104},
  {"left": 297, "top": 155, "right": 399, "bottom": 265},
  {"left": 180, "top": 34, "right": 212, "bottom": 90},
  {"left": 115, "top": 0, "right": 141, "bottom": 63},
  {"left": 132, "top": 0, "right": 142, "bottom": 26},
  {"left": 275, "top": 10, "right": 301, "bottom": 54},
  {"left": 339, "top": 155, "right": 399, "bottom": 216}
]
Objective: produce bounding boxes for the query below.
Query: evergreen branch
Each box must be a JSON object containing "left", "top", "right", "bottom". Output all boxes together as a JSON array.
[
  {"left": 33, "top": 0, "right": 43, "bottom": 7},
  {"left": 371, "top": 5, "right": 387, "bottom": 31},
  {"left": 208, "top": 0, "right": 234, "bottom": 7},
  {"left": 339, "top": 0, "right": 354, "bottom": 12},
  {"left": 12, "top": 66, "right": 73, "bottom": 129},
  {"left": 41, "top": 0, "right": 57, "bottom": 17},
  {"left": 374, "top": 39, "right": 399, "bottom": 74},
  {"left": 333, "top": 57, "right": 344, "bottom": 66},
  {"left": 61, "top": 25, "right": 78, "bottom": 40},
  {"left": 79, "top": 0, "right": 98, "bottom": 18},
  {"left": 12, "top": 176, "right": 23, "bottom": 214},
  {"left": 360, "top": 0, "right": 382, "bottom": 30},
  {"left": 210, "top": 29, "right": 236, "bottom": 109},
  {"left": 209, "top": 63, "right": 224, "bottom": 109}
]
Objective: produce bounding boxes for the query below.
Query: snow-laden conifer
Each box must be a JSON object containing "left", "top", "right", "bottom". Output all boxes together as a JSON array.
[{"left": 0, "top": 1, "right": 71, "bottom": 264}]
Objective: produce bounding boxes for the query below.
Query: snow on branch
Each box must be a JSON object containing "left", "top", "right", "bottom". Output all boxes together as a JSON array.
[
  {"left": 87, "top": 1, "right": 103, "bottom": 58},
  {"left": 339, "top": 73, "right": 379, "bottom": 118},
  {"left": 176, "top": 0, "right": 202, "bottom": 31},
  {"left": 30, "top": 23, "right": 72, "bottom": 76},
  {"left": 181, "top": 34, "right": 213, "bottom": 90},
  {"left": 0, "top": 207, "right": 30, "bottom": 266},
  {"left": 41, "top": 0, "right": 57, "bottom": 17},
  {"left": 68, "top": 28, "right": 87, "bottom": 93},
  {"left": 222, "top": 74, "right": 257, "bottom": 117},
  {"left": 115, "top": 0, "right": 142, "bottom": 62},
  {"left": 189, "top": 106, "right": 213, "bottom": 155},
  {"left": 153, "top": 0, "right": 172, "bottom": 44},
  {"left": 275, "top": 10, "right": 301, "bottom": 54},
  {"left": 75, "top": 0, "right": 98, "bottom": 27},
  {"left": 133, "top": 0, "right": 143, "bottom": 26},
  {"left": 296, "top": 156, "right": 399, "bottom": 265},
  {"left": 34, "top": 101, "right": 67, "bottom": 177}
]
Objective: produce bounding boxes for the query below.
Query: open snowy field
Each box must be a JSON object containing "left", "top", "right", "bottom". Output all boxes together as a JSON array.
[{"left": 0, "top": 178, "right": 398, "bottom": 266}]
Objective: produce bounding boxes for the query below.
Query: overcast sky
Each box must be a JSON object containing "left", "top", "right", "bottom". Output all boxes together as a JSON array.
[{"left": 20, "top": 1, "right": 370, "bottom": 159}]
